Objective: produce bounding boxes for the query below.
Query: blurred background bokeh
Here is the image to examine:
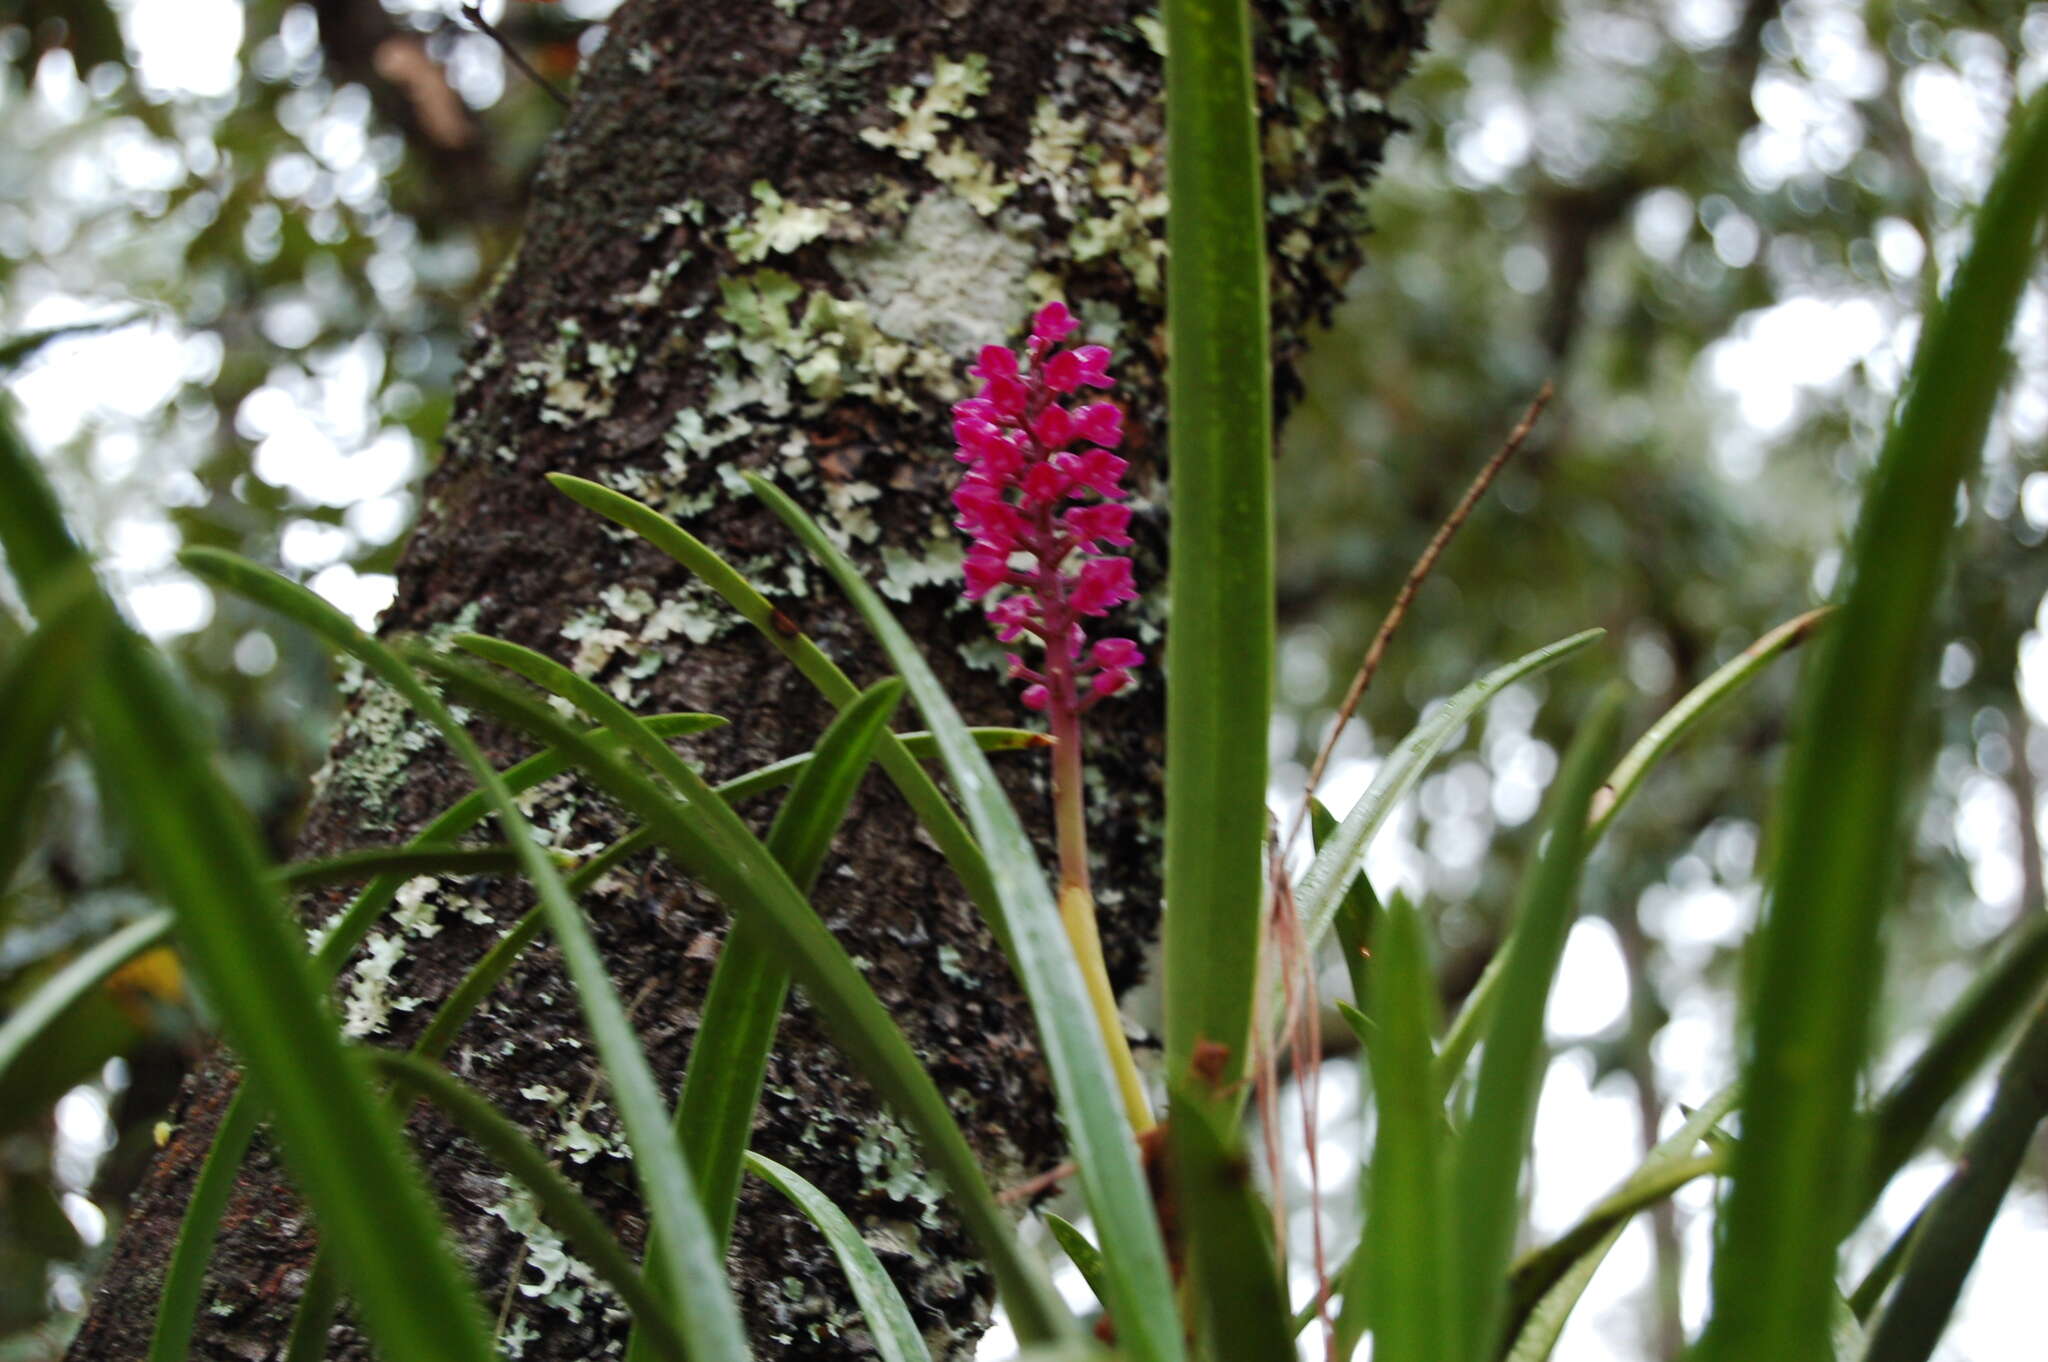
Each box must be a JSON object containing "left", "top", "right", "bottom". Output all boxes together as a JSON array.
[{"left": 2, "top": 2, "right": 2044, "bottom": 1359}]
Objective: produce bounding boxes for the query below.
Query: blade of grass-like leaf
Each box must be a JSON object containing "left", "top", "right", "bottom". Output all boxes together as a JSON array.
[
  {"left": 1848, "top": 1198, "right": 1926, "bottom": 1322},
  {"left": 1446, "top": 688, "right": 1624, "bottom": 1362},
  {"left": 411, "top": 641, "right": 1073, "bottom": 1346},
  {"left": 1586, "top": 607, "right": 1830, "bottom": 842},
  {"left": 1310, "top": 800, "right": 1378, "bottom": 1011},
  {"left": 745, "top": 1152, "right": 933, "bottom": 1362},
  {"left": 277, "top": 844, "right": 524, "bottom": 888},
  {"left": 149, "top": 730, "right": 701, "bottom": 1362},
  {"left": 0, "top": 568, "right": 109, "bottom": 885},
  {"left": 0, "top": 911, "right": 171, "bottom": 1091},
  {"left": 1500, "top": 1084, "right": 1737, "bottom": 1362},
  {"left": 284, "top": 820, "right": 676, "bottom": 1362},
  {"left": 1041, "top": 1213, "right": 1111, "bottom": 1317},
  {"left": 1349, "top": 894, "right": 1449, "bottom": 1362},
  {"left": 746, "top": 471, "right": 1179, "bottom": 1362},
  {"left": 1859, "top": 911, "right": 2048, "bottom": 1215},
  {"left": 1295, "top": 630, "right": 1605, "bottom": 962},
  {"left": 714, "top": 727, "right": 1042, "bottom": 804},
  {"left": 1442, "top": 610, "right": 1832, "bottom": 1096},
  {"left": 0, "top": 419, "right": 496, "bottom": 1362},
  {"left": 545, "top": 472, "right": 1001, "bottom": 925},
  {"left": 1168, "top": 1077, "right": 1294, "bottom": 1362},
  {"left": 365, "top": 1051, "right": 691, "bottom": 1362},
  {"left": 1699, "top": 89, "right": 2048, "bottom": 1362},
  {"left": 623, "top": 681, "right": 904, "bottom": 1362},
  {"left": 1861, "top": 999, "right": 2048, "bottom": 1362},
  {"left": 172, "top": 549, "right": 751, "bottom": 1362},
  {"left": 1162, "top": 0, "right": 1271, "bottom": 1096}
]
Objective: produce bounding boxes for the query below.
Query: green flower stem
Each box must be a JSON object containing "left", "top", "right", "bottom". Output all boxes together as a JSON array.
[{"left": 1051, "top": 706, "right": 1153, "bottom": 1132}]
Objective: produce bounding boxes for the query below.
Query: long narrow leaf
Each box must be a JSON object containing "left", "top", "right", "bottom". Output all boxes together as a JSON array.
[
  {"left": 1446, "top": 687, "right": 1624, "bottom": 1362},
  {"left": 1861, "top": 999, "right": 2048, "bottom": 1362},
  {"left": 0, "top": 567, "right": 110, "bottom": 885},
  {"left": 746, "top": 472, "right": 1179, "bottom": 1362},
  {"left": 1295, "top": 630, "right": 1605, "bottom": 960},
  {"left": 147, "top": 719, "right": 706, "bottom": 1362},
  {"left": 277, "top": 844, "right": 525, "bottom": 889},
  {"left": 1168, "top": 1077, "right": 1294, "bottom": 1362},
  {"left": 1041, "top": 1214, "right": 1112, "bottom": 1318},
  {"left": 1351, "top": 895, "right": 1450, "bottom": 1362},
  {"left": 410, "top": 641, "right": 1073, "bottom": 1345},
  {"left": 0, "top": 911, "right": 172, "bottom": 1091},
  {"left": 1441, "top": 607, "right": 1835, "bottom": 1095},
  {"left": 624, "top": 680, "right": 903, "bottom": 1362},
  {"left": 1161, "top": 0, "right": 1272, "bottom": 1095},
  {"left": 1586, "top": 607, "right": 1830, "bottom": 842},
  {"left": 366, "top": 1051, "right": 689, "bottom": 1362},
  {"left": 173, "top": 548, "right": 752, "bottom": 1362},
  {"left": 1700, "top": 88, "right": 2048, "bottom": 1362},
  {"left": 0, "top": 417, "right": 497, "bottom": 1362},
  {"left": 1502, "top": 1084, "right": 1737, "bottom": 1360},
  {"left": 546, "top": 473, "right": 1001, "bottom": 922},
  {"left": 746, "top": 1152, "right": 934, "bottom": 1362},
  {"left": 1860, "top": 911, "right": 2048, "bottom": 1214}
]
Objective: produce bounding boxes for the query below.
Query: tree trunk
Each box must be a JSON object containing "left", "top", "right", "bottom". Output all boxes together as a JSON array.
[{"left": 68, "top": 1, "right": 1429, "bottom": 1357}]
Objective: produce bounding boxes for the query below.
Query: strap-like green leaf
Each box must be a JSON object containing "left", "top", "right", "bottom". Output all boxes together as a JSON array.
[
  {"left": 1700, "top": 87, "right": 2048, "bottom": 1362},
  {"left": 746, "top": 472, "right": 1177, "bottom": 1362},
  {"left": 414, "top": 640, "right": 1071, "bottom": 1345},
  {"left": 1161, "top": 0, "right": 1273, "bottom": 1097},
  {"left": 175, "top": 547, "right": 752, "bottom": 1362},
  {"left": 1168, "top": 1076, "right": 1294, "bottom": 1362},
  {"left": 1586, "top": 607, "right": 1830, "bottom": 843},
  {"left": 0, "top": 911, "right": 171, "bottom": 1092},
  {"left": 0, "top": 417, "right": 497, "bottom": 1362},
  {"left": 546, "top": 473, "right": 1001, "bottom": 925},
  {"left": 0, "top": 567, "right": 111, "bottom": 886},
  {"left": 1041, "top": 1213, "right": 1112, "bottom": 1317},
  {"left": 1502, "top": 1085, "right": 1738, "bottom": 1362},
  {"left": 366, "top": 1051, "right": 691, "bottom": 1362},
  {"left": 1861, "top": 999, "right": 2048, "bottom": 1362},
  {"left": 1294, "top": 630, "right": 1604, "bottom": 963},
  {"left": 1351, "top": 895, "right": 1448, "bottom": 1362},
  {"left": 1859, "top": 911, "right": 2048, "bottom": 1216},
  {"left": 746, "top": 1152, "right": 934, "bottom": 1362},
  {"left": 1446, "top": 688, "right": 1624, "bottom": 1362},
  {"left": 624, "top": 680, "right": 904, "bottom": 1362}
]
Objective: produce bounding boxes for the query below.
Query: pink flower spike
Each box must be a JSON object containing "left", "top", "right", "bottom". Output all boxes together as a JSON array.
[
  {"left": 1031, "top": 301, "right": 1077, "bottom": 347},
  {"left": 951, "top": 301, "right": 1142, "bottom": 712}
]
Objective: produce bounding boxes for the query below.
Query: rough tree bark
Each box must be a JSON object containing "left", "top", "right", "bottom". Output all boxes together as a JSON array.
[{"left": 69, "top": 1, "right": 1429, "bottom": 1357}]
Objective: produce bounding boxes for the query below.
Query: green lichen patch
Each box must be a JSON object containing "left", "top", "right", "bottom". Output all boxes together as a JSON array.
[{"left": 758, "top": 28, "right": 896, "bottom": 120}]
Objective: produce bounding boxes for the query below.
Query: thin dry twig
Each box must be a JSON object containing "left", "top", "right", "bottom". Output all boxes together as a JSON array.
[
  {"left": 460, "top": 3, "right": 572, "bottom": 110},
  {"left": 1287, "top": 381, "right": 1555, "bottom": 848}
]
